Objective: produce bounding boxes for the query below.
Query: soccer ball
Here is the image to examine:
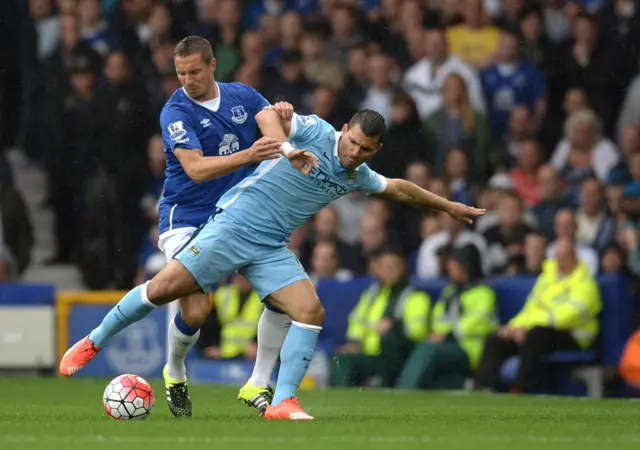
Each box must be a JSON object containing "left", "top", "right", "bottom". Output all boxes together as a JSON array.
[{"left": 103, "top": 374, "right": 154, "bottom": 420}]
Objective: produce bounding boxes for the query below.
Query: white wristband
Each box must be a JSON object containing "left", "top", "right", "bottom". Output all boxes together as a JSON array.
[{"left": 280, "top": 142, "right": 294, "bottom": 158}]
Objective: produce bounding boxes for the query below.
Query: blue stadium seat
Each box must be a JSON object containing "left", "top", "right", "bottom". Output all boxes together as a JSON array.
[{"left": 316, "top": 274, "right": 633, "bottom": 376}]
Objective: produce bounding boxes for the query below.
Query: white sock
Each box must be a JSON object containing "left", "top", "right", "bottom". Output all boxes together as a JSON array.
[
  {"left": 249, "top": 309, "right": 291, "bottom": 388},
  {"left": 166, "top": 319, "right": 200, "bottom": 382}
]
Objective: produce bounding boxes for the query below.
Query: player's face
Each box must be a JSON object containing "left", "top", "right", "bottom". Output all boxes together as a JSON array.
[
  {"left": 175, "top": 53, "right": 216, "bottom": 101},
  {"left": 338, "top": 124, "right": 382, "bottom": 170}
]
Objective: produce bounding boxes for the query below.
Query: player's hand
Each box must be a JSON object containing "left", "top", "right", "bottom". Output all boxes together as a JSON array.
[
  {"left": 266, "top": 102, "right": 294, "bottom": 122},
  {"left": 203, "top": 346, "right": 223, "bottom": 360},
  {"left": 512, "top": 328, "right": 527, "bottom": 345},
  {"left": 445, "top": 201, "right": 486, "bottom": 224},
  {"left": 247, "top": 137, "right": 281, "bottom": 163},
  {"left": 497, "top": 325, "right": 513, "bottom": 340},
  {"left": 376, "top": 317, "right": 394, "bottom": 336},
  {"left": 286, "top": 149, "right": 319, "bottom": 176}
]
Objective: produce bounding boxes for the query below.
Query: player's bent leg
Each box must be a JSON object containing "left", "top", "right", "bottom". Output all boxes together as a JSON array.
[
  {"left": 238, "top": 306, "right": 290, "bottom": 416},
  {"left": 59, "top": 260, "right": 201, "bottom": 377},
  {"left": 263, "top": 280, "right": 324, "bottom": 420},
  {"left": 164, "top": 292, "right": 211, "bottom": 418}
]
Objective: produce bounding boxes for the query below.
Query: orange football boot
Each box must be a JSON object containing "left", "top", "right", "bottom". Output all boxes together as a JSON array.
[
  {"left": 264, "top": 397, "right": 314, "bottom": 420},
  {"left": 59, "top": 335, "right": 100, "bottom": 376}
]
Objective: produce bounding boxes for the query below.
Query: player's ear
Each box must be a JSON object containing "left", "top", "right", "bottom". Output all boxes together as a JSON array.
[
  {"left": 341, "top": 124, "right": 348, "bottom": 134},
  {"left": 211, "top": 57, "right": 217, "bottom": 71}
]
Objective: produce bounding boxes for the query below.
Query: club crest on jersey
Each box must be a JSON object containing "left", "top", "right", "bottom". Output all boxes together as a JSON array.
[
  {"left": 187, "top": 244, "right": 201, "bottom": 257},
  {"left": 168, "top": 121, "right": 187, "bottom": 142},
  {"left": 231, "top": 105, "right": 248, "bottom": 124},
  {"left": 219, "top": 133, "right": 240, "bottom": 156}
]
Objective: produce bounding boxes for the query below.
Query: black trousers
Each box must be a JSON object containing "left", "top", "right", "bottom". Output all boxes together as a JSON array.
[{"left": 475, "top": 326, "right": 580, "bottom": 392}]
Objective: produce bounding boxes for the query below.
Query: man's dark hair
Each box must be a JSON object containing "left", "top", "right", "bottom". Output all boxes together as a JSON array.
[
  {"left": 174, "top": 36, "right": 214, "bottom": 64},
  {"left": 348, "top": 109, "right": 386, "bottom": 144}
]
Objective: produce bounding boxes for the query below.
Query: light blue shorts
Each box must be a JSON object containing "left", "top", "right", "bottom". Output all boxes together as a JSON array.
[{"left": 174, "top": 212, "right": 309, "bottom": 300}]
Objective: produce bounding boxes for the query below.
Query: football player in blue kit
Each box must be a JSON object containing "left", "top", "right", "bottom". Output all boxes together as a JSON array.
[
  {"left": 60, "top": 108, "right": 485, "bottom": 420},
  {"left": 59, "top": 36, "right": 318, "bottom": 418}
]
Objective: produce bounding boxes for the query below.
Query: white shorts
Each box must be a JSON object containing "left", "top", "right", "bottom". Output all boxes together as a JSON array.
[
  {"left": 158, "top": 227, "right": 198, "bottom": 261},
  {"left": 157, "top": 227, "right": 198, "bottom": 332}
]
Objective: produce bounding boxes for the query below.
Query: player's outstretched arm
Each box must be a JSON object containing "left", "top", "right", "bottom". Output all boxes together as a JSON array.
[
  {"left": 379, "top": 178, "right": 486, "bottom": 224},
  {"left": 174, "top": 137, "right": 281, "bottom": 183}
]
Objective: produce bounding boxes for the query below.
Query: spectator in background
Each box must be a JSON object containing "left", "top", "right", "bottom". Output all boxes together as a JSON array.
[
  {"left": 617, "top": 72, "right": 640, "bottom": 142},
  {"left": 403, "top": 27, "right": 485, "bottom": 121},
  {"left": 211, "top": 0, "right": 243, "bottom": 82},
  {"left": 416, "top": 210, "right": 488, "bottom": 279},
  {"left": 542, "top": 0, "right": 571, "bottom": 43},
  {"left": 443, "top": 148, "right": 473, "bottom": 205},
  {"left": 397, "top": 245, "right": 497, "bottom": 390},
  {"left": 199, "top": 273, "right": 264, "bottom": 361},
  {"left": 325, "top": 5, "right": 364, "bottom": 65},
  {"left": 311, "top": 85, "right": 355, "bottom": 130},
  {"left": 550, "top": 109, "right": 620, "bottom": 197},
  {"left": 481, "top": 31, "right": 547, "bottom": 141},
  {"left": 263, "top": 50, "right": 315, "bottom": 114},
  {"left": 332, "top": 247, "right": 431, "bottom": 388},
  {"left": 543, "top": 87, "right": 590, "bottom": 152},
  {"left": 576, "top": 178, "right": 615, "bottom": 252},
  {"left": 280, "top": 11, "right": 303, "bottom": 53},
  {"left": 531, "top": 165, "right": 573, "bottom": 239},
  {"left": 504, "top": 232, "right": 548, "bottom": 275},
  {"left": 28, "top": 0, "right": 60, "bottom": 60},
  {"left": 600, "top": 243, "right": 632, "bottom": 276},
  {"left": 352, "top": 213, "right": 392, "bottom": 275},
  {"left": 518, "top": 5, "right": 556, "bottom": 76},
  {"left": 140, "top": 135, "right": 165, "bottom": 223},
  {"left": 547, "top": 209, "right": 600, "bottom": 274},
  {"left": 497, "top": 105, "right": 536, "bottom": 169},
  {"left": 134, "top": 224, "right": 165, "bottom": 284},
  {"left": 361, "top": 54, "right": 393, "bottom": 124},
  {"left": 309, "top": 241, "right": 354, "bottom": 285},
  {"left": 557, "top": 13, "right": 617, "bottom": 133},
  {"left": 474, "top": 238, "right": 602, "bottom": 393},
  {"left": 79, "top": 0, "right": 119, "bottom": 57},
  {"left": 300, "top": 25, "right": 345, "bottom": 92},
  {"left": 0, "top": 180, "right": 34, "bottom": 278},
  {"left": 189, "top": 0, "right": 219, "bottom": 42},
  {"left": 299, "top": 206, "right": 356, "bottom": 273},
  {"left": 495, "top": 0, "right": 527, "bottom": 29},
  {"left": 609, "top": 125, "right": 640, "bottom": 185},
  {"left": 484, "top": 192, "right": 534, "bottom": 274},
  {"left": 446, "top": 0, "right": 501, "bottom": 69},
  {"left": 388, "top": 161, "right": 432, "bottom": 255},
  {"left": 424, "top": 73, "right": 493, "bottom": 181},
  {"left": 369, "top": 89, "right": 424, "bottom": 180},
  {"left": 510, "top": 138, "right": 543, "bottom": 208},
  {"left": 341, "top": 43, "right": 370, "bottom": 111}
]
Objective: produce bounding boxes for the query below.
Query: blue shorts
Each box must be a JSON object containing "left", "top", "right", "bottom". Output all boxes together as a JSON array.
[{"left": 174, "top": 212, "right": 309, "bottom": 300}]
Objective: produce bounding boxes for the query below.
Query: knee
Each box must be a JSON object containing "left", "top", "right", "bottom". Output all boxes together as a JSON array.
[
  {"left": 294, "top": 300, "right": 325, "bottom": 326},
  {"left": 146, "top": 278, "right": 175, "bottom": 305},
  {"left": 180, "top": 297, "right": 211, "bottom": 327}
]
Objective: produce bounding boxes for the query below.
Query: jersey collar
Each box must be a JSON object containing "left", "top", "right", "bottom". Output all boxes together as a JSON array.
[{"left": 182, "top": 82, "right": 221, "bottom": 112}]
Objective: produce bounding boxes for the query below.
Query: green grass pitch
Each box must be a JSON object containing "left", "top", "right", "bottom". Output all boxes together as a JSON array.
[{"left": 1, "top": 378, "right": 640, "bottom": 450}]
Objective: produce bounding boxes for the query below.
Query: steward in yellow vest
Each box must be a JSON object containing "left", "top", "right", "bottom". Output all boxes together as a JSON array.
[
  {"left": 474, "top": 238, "right": 602, "bottom": 393},
  {"left": 200, "top": 274, "right": 264, "bottom": 360},
  {"left": 331, "top": 247, "right": 431, "bottom": 387},
  {"left": 397, "top": 244, "right": 498, "bottom": 390}
]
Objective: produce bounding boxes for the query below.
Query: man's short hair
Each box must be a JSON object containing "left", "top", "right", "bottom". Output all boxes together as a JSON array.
[
  {"left": 348, "top": 109, "right": 386, "bottom": 144},
  {"left": 174, "top": 36, "right": 214, "bottom": 64}
]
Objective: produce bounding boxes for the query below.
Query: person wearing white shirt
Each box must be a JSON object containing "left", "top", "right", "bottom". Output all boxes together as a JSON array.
[
  {"left": 403, "top": 28, "right": 485, "bottom": 120},
  {"left": 417, "top": 211, "right": 489, "bottom": 279}
]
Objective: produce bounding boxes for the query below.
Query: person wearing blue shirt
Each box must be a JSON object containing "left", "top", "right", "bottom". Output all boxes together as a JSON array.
[
  {"left": 62, "top": 36, "right": 311, "bottom": 418},
  {"left": 60, "top": 109, "right": 485, "bottom": 420},
  {"left": 481, "top": 31, "right": 547, "bottom": 141}
]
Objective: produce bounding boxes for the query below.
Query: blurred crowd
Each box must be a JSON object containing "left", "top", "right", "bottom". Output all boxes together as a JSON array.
[{"left": 0, "top": 0, "right": 639, "bottom": 291}]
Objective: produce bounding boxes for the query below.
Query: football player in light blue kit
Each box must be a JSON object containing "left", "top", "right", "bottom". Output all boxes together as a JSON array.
[
  {"left": 58, "top": 36, "right": 317, "bottom": 419},
  {"left": 61, "top": 109, "right": 484, "bottom": 419}
]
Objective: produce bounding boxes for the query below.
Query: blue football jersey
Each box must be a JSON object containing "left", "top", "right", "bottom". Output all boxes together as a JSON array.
[
  {"left": 158, "top": 83, "right": 269, "bottom": 234},
  {"left": 216, "top": 113, "right": 387, "bottom": 245}
]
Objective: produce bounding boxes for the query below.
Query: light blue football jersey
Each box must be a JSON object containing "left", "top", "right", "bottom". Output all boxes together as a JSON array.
[{"left": 216, "top": 113, "right": 387, "bottom": 245}]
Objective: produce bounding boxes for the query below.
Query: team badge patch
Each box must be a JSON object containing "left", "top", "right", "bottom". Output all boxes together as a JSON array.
[
  {"left": 187, "top": 244, "right": 201, "bottom": 257},
  {"left": 231, "top": 105, "right": 248, "bottom": 124},
  {"left": 168, "top": 121, "right": 187, "bottom": 142}
]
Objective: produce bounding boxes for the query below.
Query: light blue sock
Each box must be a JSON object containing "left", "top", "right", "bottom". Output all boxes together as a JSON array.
[
  {"left": 88, "top": 283, "right": 156, "bottom": 348},
  {"left": 272, "top": 321, "right": 321, "bottom": 406}
]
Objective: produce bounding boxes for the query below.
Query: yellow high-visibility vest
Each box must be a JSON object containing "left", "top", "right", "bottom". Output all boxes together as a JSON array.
[{"left": 215, "top": 285, "right": 264, "bottom": 359}]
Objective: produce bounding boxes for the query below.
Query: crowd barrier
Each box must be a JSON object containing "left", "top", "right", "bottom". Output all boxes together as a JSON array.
[{"left": 0, "top": 275, "right": 634, "bottom": 393}]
